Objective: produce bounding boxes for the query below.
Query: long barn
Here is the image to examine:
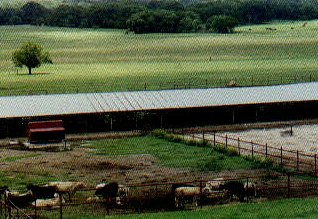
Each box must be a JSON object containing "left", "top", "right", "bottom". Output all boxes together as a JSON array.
[{"left": 1, "top": 82, "right": 318, "bottom": 138}]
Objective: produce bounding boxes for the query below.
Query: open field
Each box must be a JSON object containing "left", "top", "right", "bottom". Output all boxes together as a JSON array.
[{"left": 1, "top": 20, "right": 318, "bottom": 96}]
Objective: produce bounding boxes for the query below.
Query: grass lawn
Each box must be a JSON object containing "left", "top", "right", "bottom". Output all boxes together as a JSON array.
[
  {"left": 1, "top": 20, "right": 318, "bottom": 96},
  {"left": 40, "top": 197, "right": 318, "bottom": 219},
  {"left": 106, "top": 197, "right": 318, "bottom": 219},
  {"left": 86, "top": 136, "right": 256, "bottom": 171}
]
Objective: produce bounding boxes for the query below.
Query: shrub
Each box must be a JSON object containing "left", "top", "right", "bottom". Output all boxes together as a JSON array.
[
  {"left": 197, "top": 157, "right": 223, "bottom": 172},
  {"left": 206, "top": 15, "right": 239, "bottom": 33}
]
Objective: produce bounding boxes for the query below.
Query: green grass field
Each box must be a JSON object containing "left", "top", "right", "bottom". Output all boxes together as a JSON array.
[
  {"left": 40, "top": 197, "right": 318, "bottom": 219},
  {"left": 86, "top": 136, "right": 256, "bottom": 171},
  {"left": 106, "top": 197, "right": 318, "bottom": 219},
  {"left": 1, "top": 20, "right": 318, "bottom": 96}
]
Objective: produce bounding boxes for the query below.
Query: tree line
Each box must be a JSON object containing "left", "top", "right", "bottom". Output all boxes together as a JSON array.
[{"left": 1, "top": 0, "right": 318, "bottom": 33}]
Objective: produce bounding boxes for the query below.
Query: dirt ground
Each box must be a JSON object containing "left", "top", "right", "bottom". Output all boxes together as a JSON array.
[
  {"left": 221, "top": 124, "right": 318, "bottom": 153},
  {"left": 0, "top": 144, "right": 269, "bottom": 189}
]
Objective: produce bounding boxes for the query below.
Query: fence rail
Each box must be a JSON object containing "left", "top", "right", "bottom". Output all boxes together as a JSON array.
[
  {"left": 184, "top": 131, "right": 318, "bottom": 175},
  {"left": 2, "top": 74, "right": 317, "bottom": 96}
]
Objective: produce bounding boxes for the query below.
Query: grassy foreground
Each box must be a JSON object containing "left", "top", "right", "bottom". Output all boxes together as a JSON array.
[
  {"left": 107, "top": 197, "right": 318, "bottom": 219},
  {"left": 1, "top": 20, "right": 318, "bottom": 96},
  {"left": 40, "top": 197, "right": 318, "bottom": 219}
]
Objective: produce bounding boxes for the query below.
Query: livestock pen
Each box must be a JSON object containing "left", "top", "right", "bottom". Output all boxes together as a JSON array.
[
  {"left": 168, "top": 128, "right": 318, "bottom": 176},
  {"left": 1, "top": 174, "right": 318, "bottom": 219}
]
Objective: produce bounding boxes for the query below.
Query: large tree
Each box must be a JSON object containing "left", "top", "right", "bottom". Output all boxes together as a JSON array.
[
  {"left": 12, "top": 42, "right": 52, "bottom": 75},
  {"left": 206, "top": 15, "right": 239, "bottom": 33}
]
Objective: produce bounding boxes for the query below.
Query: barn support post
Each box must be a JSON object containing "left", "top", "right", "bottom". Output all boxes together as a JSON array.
[
  {"left": 202, "top": 130, "right": 205, "bottom": 142},
  {"left": 238, "top": 137, "right": 240, "bottom": 155},
  {"left": 296, "top": 150, "right": 299, "bottom": 171},
  {"left": 232, "top": 110, "right": 235, "bottom": 124},
  {"left": 110, "top": 117, "right": 113, "bottom": 131},
  {"left": 160, "top": 114, "right": 163, "bottom": 129},
  {"left": 280, "top": 146, "right": 283, "bottom": 169}
]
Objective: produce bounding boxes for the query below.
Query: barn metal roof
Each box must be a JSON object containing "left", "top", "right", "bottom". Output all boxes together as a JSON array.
[{"left": 1, "top": 82, "right": 318, "bottom": 119}]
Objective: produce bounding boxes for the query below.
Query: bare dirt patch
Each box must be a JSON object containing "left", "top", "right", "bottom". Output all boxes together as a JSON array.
[
  {"left": 0, "top": 146, "right": 267, "bottom": 188},
  {"left": 221, "top": 124, "right": 318, "bottom": 154}
]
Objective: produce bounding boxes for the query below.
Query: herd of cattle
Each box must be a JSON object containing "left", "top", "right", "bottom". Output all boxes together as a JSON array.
[{"left": 0, "top": 178, "right": 257, "bottom": 212}]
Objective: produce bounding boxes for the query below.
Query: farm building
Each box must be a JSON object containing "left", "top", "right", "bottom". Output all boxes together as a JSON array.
[{"left": 1, "top": 82, "right": 318, "bottom": 138}]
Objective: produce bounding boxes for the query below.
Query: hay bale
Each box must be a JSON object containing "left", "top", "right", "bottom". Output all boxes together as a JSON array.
[{"left": 227, "top": 80, "right": 238, "bottom": 87}]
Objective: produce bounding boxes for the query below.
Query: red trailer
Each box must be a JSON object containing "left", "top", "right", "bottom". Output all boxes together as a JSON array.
[{"left": 27, "top": 120, "right": 65, "bottom": 143}]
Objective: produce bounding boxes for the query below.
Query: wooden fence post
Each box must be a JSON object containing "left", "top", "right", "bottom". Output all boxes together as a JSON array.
[
  {"left": 246, "top": 177, "right": 249, "bottom": 202},
  {"left": 59, "top": 193, "right": 63, "bottom": 219},
  {"left": 251, "top": 141, "right": 254, "bottom": 157},
  {"left": 265, "top": 143, "right": 268, "bottom": 157},
  {"left": 199, "top": 181, "right": 203, "bottom": 208},
  {"left": 296, "top": 150, "right": 299, "bottom": 171},
  {"left": 213, "top": 132, "right": 216, "bottom": 146},
  {"left": 287, "top": 174, "right": 290, "bottom": 198},
  {"left": 315, "top": 154, "right": 317, "bottom": 176},
  {"left": 238, "top": 137, "right": 240, "bottom": 155},
  {"left": 280, "top": 146, "right": 283, "bottom": 169},
  {"left": 225, "top": 135, "right": 228, "bottom": 149}
]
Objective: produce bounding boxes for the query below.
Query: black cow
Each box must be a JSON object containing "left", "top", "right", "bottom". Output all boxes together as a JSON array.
[
  {"left": 95, "top": 182, "right": 119, "bottom": 198},
  {"left": 5, "top": 191, "right": 35, "bottom": 209},
  {"left": 27, "top": 184, "right": 57, "bottom": 199},
  {"left": 220, "top": 181, "right": 245, "bottom": 202}
]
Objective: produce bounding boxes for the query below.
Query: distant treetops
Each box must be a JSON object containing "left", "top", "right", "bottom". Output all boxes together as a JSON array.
[
  {"left": 1, "top": 0, "right": 317, "bottom": 34},
  {"left": 12, "top": 42, "right": 52, "bottom": 75}
]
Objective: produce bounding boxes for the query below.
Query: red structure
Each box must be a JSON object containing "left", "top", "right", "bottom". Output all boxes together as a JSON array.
[{"left": 27, "top": 120, "right": 65, "bottom": 143}]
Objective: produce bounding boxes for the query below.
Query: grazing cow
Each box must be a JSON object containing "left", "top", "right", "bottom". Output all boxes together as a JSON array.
[
  {"left": 0, "top": 186, "right": 8, "bottom": 194},
  {"left": 95, "top": 182, "right": 129, "bottom": 206},
  {"left": 47, "top": 181, "right": 86, "bottom": 201},
  {"left": 219, "top": 181, "right": 245, "bottom": 202},
  {"left": 32, "top": 193, "right": 65, "bottom": 209},
  {"left": 174, "top": 186, "right": 201, "bottom": 208},
  {"left": 204, "top": 178, "right": 225, "bottom": 194},
  {"left": 5, "top": 191, "right": 35, "bottom": 209},
  {"left": 244, "top": 182, "right": 257, "bottom": 200},
  {"left": 27, "top": 184, "right": 57, "bottom": 199}
]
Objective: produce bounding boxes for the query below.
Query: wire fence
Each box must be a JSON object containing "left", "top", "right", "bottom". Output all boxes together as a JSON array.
[
  {"left": 3, "top": 74, "right": 317, "bottom": 96},
  {"left": 1, "top": 174, "right": 318, "bottom": 218},
  {"left": 181, "top": 130, "right": 318, "bottom": 176}
]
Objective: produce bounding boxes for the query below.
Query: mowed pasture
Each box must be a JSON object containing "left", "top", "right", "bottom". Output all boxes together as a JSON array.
[{"left": 1, "top": 20, "right": 318, "bottom": 96}]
